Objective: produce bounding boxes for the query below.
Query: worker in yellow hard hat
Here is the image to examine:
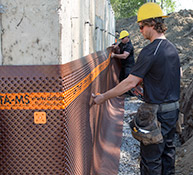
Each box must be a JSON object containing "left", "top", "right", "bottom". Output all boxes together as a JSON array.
[
  {"left": 135, "top": 4, "right": 179, "bottom": 174},
  {"left": 119, "top": 30, "right": 129, "bottom": 40},
  {"left": 111, "top": 30, "right": 135, "bottom": 95},
  {"left": 93, "top": 3, "right": 180, "bottom": 174}
]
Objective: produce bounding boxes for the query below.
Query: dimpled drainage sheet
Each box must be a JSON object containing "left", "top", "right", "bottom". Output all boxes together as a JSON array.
[{"left": 0, "top": 49, "right": 124, "bottom": 175}]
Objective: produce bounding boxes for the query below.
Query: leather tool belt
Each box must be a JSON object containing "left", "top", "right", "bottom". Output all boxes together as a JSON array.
[{"left": 158, "top": 101, "right": 179, "bottom": 113}]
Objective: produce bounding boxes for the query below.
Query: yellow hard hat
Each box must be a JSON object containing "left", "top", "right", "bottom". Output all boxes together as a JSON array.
[
  {"left": 137, "top": 2, "right": 168, "bottom": 23},
  {"left": 119, "top": 30, "right": 129, "bottom": 39}
]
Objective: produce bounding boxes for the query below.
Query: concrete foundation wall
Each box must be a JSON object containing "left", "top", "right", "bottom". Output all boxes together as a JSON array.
[
  {"left": 0, "top": 0, "right": 115, "bottom": 65},
  {"left": 1, "top": 0, "right": 60, "bottom": 65}
]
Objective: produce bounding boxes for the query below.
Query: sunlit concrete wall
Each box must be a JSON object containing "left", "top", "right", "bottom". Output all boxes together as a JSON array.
[
  {"left": 0, "top": 0, "right": 115, "bottom": 65},
  {"left": 59, "top": 0, "right": 115, "bottom": 63},
  {"left": 1, "top": 0, "right": 60, "bottom": 65}
]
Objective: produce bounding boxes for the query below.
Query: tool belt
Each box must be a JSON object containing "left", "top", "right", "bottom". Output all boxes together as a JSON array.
[
  {"left": 129, "top": 101, "right": 180, "bottom": 145},
  {"left": 130, "top": 103, "right": 163, "bottom": 145},
  {"left": 130, "top": 117, "right": 163, "bottom": 145},
  {"left": 158, "top": 101, "right": 182, "bottom": 133},
  {"left": 158, "top": 101, "right": 179, "bottom": 113}
]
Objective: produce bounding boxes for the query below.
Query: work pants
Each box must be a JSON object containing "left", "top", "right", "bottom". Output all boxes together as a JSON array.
[
  {"left": 119, "top": 67, "right": 132, "bottom": 82},
  {"left": 140, "top": 109, "right": 179, "bottom": 175},
  {"left": 119, "top": 67, "right": 134, "bottom": 96}
]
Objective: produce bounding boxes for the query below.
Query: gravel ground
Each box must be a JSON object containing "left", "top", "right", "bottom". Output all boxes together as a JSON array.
[{"left": 118, "top": 97, "right": 143, "bottom": 175}]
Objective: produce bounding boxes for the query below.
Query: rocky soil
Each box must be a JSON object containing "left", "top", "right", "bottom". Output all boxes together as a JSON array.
[
  {"left": 118, "top": 97, "right": 142, "bottom": 175},
  {"left": 116, "top": 9, "right": 193, "bottom": 175}
]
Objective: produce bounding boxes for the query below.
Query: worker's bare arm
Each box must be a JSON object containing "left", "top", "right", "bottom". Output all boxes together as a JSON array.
[
  {"left": 111, "top": 51, "right": 129, "bottom": 59},
  {"left": 92, "top": 74, "right": 142, "bottom": 104}
]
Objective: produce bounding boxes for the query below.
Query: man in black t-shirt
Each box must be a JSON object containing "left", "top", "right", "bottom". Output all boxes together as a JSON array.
[
  {"left": 93, "top": 2, "right": 180, "bottom": 175},
  {"left": 111, "top": 30, "right": 135, "bottom": 82}
]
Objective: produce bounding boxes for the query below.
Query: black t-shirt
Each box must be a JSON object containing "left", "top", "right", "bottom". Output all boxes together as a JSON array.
[
  {"left": 130, "top": 39, "right": 180, "bottom": 104},
  {"left": 118, "top": 40, "right": 135, "bottom": 68}
]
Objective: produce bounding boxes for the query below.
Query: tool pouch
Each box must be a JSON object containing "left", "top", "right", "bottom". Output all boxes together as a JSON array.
[{"left": 129, "top": 103, "right": 163, "bottom": 145}]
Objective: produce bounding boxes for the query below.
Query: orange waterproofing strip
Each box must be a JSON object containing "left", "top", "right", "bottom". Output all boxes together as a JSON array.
[
  {"left": 0, "top": 48, "right": 124, "bottom": 174},
  {"left": 0, "top": 53, "right": 111, "bottom": 110}
]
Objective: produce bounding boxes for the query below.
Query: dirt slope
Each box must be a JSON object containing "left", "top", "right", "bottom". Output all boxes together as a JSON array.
[{"left": 116, "top": 9, "right": 193, "bottom": 174}]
